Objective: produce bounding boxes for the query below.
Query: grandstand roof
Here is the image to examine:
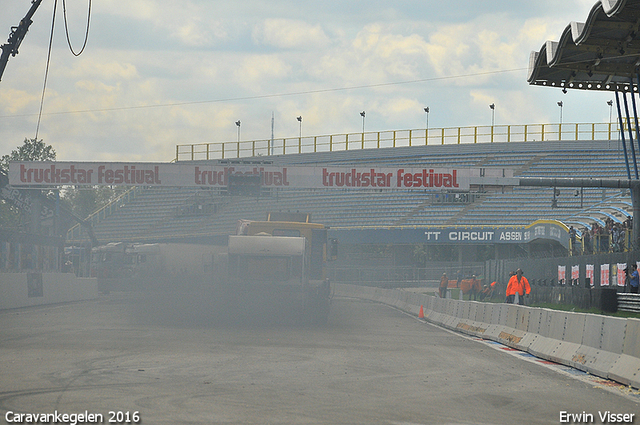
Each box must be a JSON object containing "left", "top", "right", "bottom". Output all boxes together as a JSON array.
[{"left": 528, "top": 0, "right": 640, "bottom": 92}]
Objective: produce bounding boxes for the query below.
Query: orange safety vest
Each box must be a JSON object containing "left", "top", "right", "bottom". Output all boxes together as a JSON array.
[
  {"left": 506, "top": 275, "right": 530, "bottom": 297},
  {"left": 440, "top": 275, "right": 448, "bottom": 288}
]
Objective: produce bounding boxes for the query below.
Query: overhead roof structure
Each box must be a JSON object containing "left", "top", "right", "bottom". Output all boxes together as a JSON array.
[
  {"left": 528, "top": 0, "right": 640, "bottom": 251},
  {"left": 528, "top": 0, "right": 640, "bottom": 92}
]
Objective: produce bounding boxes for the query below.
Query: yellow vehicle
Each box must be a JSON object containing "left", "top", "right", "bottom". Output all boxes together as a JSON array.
[{"left": 228, "top": 213, "right": 337, "bottom": 323}]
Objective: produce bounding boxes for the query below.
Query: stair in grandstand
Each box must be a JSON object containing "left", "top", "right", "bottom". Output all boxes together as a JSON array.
[
  {"left": 513, "top": 154, "right": 547, "bottom": 176},
  {"left": 392, "top": 200, "right": 432, "bottom": 226},
  {"left": 66, "top": 186, "right": 143, "bottom": 243},
  {"left": 443, "top": 199, "right": 486, "bottom": 226}
]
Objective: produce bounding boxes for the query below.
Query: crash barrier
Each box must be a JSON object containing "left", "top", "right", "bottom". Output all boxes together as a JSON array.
[
  {"left": 0, "top": 272, "right": 98, "bottom": 310},
  {"left": 335, "top": 283, "right": 640, "bottom": 389},
  {"left": 618, "top": 293, "right": 640, "bottom": 313}
]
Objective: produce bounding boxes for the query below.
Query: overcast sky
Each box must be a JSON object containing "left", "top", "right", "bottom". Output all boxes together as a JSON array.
[{"left": 0, "top": 0, "right": 615, "bottom": 162}]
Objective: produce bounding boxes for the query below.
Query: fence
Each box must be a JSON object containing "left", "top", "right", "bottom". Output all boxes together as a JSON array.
[
  {"left": 175, "top": 122, "right": 618, "bottom": 161},
  {"left": 526, "top": 284, "right": 605, "bottom": 310},
  {"left": 570, "top": 230, "right": 635, "bottom": 256},
  {"left": 328, "top": 263, "right": 485, "bottom": 286}
]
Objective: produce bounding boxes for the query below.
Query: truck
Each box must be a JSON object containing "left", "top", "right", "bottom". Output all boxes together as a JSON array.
[
  {"left": 87, "top": 213, "right": 337, "bottom": 324},
  {"left": 227, "top": 213, "right": 337, "bottom": 324},
  {"left": 91, "top": 242, "right": 226, "bottom": 293}
]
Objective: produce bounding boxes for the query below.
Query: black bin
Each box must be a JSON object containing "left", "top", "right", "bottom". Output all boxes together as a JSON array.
[{"left": 601, "top": 288, "right": 617, "bottom": 313}]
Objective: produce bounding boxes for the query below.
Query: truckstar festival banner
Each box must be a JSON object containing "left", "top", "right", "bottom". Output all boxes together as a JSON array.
[{"left": 8, "top": 162, "right": 513, "bottom": 190}]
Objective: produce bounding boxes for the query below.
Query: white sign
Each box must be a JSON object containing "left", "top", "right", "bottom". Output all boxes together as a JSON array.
[
  {"left": 558, "top": 265, "right": 566, "bottom": 284},
  {"left": 600, "top": 264, "right": 610, "bottom": 286},
  {"left": 9, "top": 162, "right": 515, "bottom": 190}
]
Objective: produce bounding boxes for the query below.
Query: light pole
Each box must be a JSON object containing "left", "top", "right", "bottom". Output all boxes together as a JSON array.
[
  {"left": 489, "top": 103, "right": 495, "bottom": 127},
  {"left": 607, "top": 100, "right": 613, "bottom": 125},
  {"left": 235, "top": 120, "right": 241, "bottom": 142},
  {"left": 424, "top": 107, "right": 430, "bottom": 131},
  {"left": 297, "top": 116, "right": 302, "bottom": 138},
  {"left": 557, "top": 101, "right": 563, "bottom": 124},
  {"left": 360, "top": 111, "right": 366, "bottom": 133}
]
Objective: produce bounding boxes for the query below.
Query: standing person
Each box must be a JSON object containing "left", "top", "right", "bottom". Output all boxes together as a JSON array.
[
  {"left": 439, "top": 273, "right": 448, "bottom": 298},
  {"left": 506, "top": 268, "right": 531, "bottom": 305},
  {"left": 629, "top": 264, "right": 639, "bottom": 294},
  {"left": 569, "top": 226, "right": 577, "bottom": 255},
  {"left": 470, "top": 275, "right": 482, "bottom": 301},
  {"left": 456, "top": 270, "right": 462, "bottom": 288},
  {"left": 583, "top": 228, "right": 592, "bottom": 255}
]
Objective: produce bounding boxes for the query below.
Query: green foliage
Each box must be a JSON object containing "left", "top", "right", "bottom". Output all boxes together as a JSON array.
[
  {"left": 0, "top": 138, "right": 56, "bottom": 171},
  {"left": 0, "top": 200, "right": 20, "bottom": 229},
  {"left": 0, "top": 138, "right": 125, "bottom": 222},
  {"left": 1, "top": 138, "right": 57, "bottom": 230}
]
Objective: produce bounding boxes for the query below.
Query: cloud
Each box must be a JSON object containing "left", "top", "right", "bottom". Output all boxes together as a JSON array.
[
  {"left": 236, "top": 55, "right": 292, "bottom": 90},
  {"left": 425, "top": 17, "right": 520, "bottom": 80},
  {"left": 252, "top": 19, "right": 330, "bottom": 49},
  {"left": 0, "top": 0, "right": 618, "bottom": 162},
  {"left": 309, "top": 23, "right": 430, "bottom": 90}
]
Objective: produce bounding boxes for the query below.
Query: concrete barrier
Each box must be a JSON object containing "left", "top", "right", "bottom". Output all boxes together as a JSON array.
[
  {"left": 0, "top": 272, "right": 98, "bottom": 310},
  {"left": 334, "top": 284, "right": 640, "bottom": 390},
  {"left": 484, "top": 303, "right": 506, "bottom": 341},
  {"left": 608, "top": 319, "right": 640, "bottom": 388},
  {"left": 572, "top": 315, "right": 604, "bottom": 374}
]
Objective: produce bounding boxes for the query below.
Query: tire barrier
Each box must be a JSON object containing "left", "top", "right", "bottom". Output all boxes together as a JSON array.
[
  {"left": 618, "top": 293, "right": 640, "bottom": 313},
  {"left": 335, "top": 283, "right": 640, "bottom": 390}
]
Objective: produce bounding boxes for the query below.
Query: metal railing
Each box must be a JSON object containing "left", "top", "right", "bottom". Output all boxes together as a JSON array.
[
  {"left": 570, "top": 230, "right": 635, "bottom": 256},
  {"left": 175, "top": 122, "right": 619, "bottom": 161}
]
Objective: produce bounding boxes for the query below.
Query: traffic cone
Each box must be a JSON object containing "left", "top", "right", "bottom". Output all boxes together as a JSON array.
[{"left": 418, "top": 305, "right": 425, "bottom": 319}]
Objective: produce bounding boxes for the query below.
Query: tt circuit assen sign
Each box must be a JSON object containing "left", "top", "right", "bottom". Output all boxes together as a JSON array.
[
  {"left": 8, "top": 162, "right": 513, "bottom": 190},
  {"left": 330, "top": 221, "right": 569, "bottom": 248}
]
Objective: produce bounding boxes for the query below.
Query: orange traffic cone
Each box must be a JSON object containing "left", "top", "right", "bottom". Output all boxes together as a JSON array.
[{"left": 418, "top": 305, "right": 425, "bottom": 319}]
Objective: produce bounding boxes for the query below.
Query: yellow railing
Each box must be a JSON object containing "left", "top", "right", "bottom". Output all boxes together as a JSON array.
[{"left": 175, "top": 122, "right": 619, "bottom": 161}]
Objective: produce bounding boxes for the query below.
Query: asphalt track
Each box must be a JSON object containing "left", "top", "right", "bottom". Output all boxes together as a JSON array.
[{"left": 0, "top": 292, "right": 638, "bottom": 425}]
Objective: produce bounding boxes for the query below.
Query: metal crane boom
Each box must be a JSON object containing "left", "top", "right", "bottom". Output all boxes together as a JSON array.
[{"left": 0, "top": 0, "right": 44, "bottom": 82}]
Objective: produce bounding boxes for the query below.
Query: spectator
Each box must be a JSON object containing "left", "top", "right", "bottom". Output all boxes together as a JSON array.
[
  {"left": 569, "top": 226, "right": 577, "bottom": 255},
  {"left": 629, "top": 264, "right": 639, "bottom": 294},
  {"left": 583, "top": 228, "right": 592, "bottom": 255}
]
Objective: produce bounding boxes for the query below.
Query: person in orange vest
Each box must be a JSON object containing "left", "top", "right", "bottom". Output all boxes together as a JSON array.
[
  {"left": 439, "top": 273, "right": 448, "bottom": 298},
  {"left": 479, "top": 280, "right": 497, "bottom": 300},
  {"left": 506, "top": 268, "right": 530, "bottom": 305}
]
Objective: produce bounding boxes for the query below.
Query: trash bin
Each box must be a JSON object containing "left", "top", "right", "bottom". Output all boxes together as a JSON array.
[{"left": 601, "top": 288, "right": 617, "bottom": 313}]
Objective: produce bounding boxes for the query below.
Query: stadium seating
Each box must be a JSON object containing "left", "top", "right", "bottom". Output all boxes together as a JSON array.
[{"left": 69, "top": 139, "right": 635, "bottom": 244}]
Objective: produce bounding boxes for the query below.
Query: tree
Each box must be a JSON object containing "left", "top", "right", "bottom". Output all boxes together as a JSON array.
[
  {"left": 0, "top": 138, "right": 56, "bottom": 171},
  {"left": 0, "top": 138, "right": 56, "bottom": 231},
  {"left": 62, "top": 185, "right": 127, "bottom": 219}
]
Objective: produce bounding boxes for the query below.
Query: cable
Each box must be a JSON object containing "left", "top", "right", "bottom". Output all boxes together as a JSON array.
[
  {"left": 3, "top": 67, "right": 529, "bottom": 119},
  {"left": 35, "top": 0, "right": 57, "bottom": 139},
  {"left": 62, "top": 0, "right": 91, "bottom": 56}
]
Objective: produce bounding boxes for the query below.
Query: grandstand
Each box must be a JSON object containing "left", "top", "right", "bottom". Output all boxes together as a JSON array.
[{"left": 67, "top": 138, "right": 632, "bottom": 251}]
